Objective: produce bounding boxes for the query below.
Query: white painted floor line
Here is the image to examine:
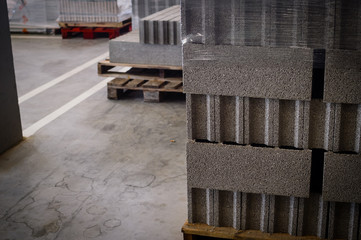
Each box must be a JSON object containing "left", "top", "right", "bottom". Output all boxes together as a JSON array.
[
  {"left": 11, "top": 35, "right": 61, "bottom": 39},
  {"left": 18, "top": 51, "right": 109, "bottom": 104},
  {"left": 23, "top": 77, "right": 113, "bottom": 138}
]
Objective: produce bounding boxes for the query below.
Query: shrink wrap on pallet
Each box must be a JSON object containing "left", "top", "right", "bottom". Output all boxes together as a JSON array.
[
  {"left": 58, "top": 0, "right": 131, "bottom": 23},
  {"left": 7, "top": 0, "right": 59, "bottom": 32}
]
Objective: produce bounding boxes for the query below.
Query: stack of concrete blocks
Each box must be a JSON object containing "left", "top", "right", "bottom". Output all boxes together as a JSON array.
[
  {"left": 139, "top": 5, "right": 181, "bottom": 45},
  {"left": 58, "top": 0, "right": 131, "bottom": 23},
  {"left": 109, "top": 5, "right": 181, "bottom": 66},
  {"left": 131, "top": 0, "right": 180, "bottom": 29},
  {"left": 183, "top": 0, "right": 361, "bottom": 239}
]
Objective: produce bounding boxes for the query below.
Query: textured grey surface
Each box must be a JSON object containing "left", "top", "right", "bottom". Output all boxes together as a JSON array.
[
  {"left": 109, "top": 30, "right": 182, "bottom": 66},
  {"left": 0, "top": 1, "right": 22, "bottom": 154},
  {"left": 183, "top": 43, "right": 313, "bottom": 101},
  {"left": 324, "top": 50, "right": 361, "bottom": 104},
  {"left": 187, "top": 141, "right": 312, "bottom": 197},
  {"left": 323, "top": 152, "right": 361, "bottom": 203}
]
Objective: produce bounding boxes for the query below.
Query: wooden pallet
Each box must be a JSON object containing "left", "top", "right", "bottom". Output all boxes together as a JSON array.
[
  {"left": 182, "top": 222, "right": 321, "bottom": 240},
  {"left": 107, "top": 77, "right": 183, "bottom": 102},
  {"left": 99, "top": 59, "right": 183, "bottom": 102},
  {"left": 59, "top": 19, "right": 131, "bottom": 39},
  {"left": 58, "top": 18, "right": 131, "bottom": 28}
]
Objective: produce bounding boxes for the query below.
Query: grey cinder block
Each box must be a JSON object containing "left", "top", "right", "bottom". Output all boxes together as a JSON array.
[
  {"left": 297, "top": 194, "right": 328, "bottom": 238},
  {"left": 187, "top": 141, "right": 312, "bottom": 197},
  {"left": 268, "top": 195, "right": 298, "bottom": 235},
  {"left": 324, "top": 50, "right": 361, "bottom": 104},
  {"left": 188, "top": 94, "right": 311, "bottom": 149},
  {"left": 328, "top": 202, "right": 360, "bottom": 240},
  {"left": 132, "top": 0, "right": 180, "bottom": 30},
  {"left": 323, "top": 152, "right": 361, "bottom": 203},
  {"left": 183, "top": 43, "right": 313, "bottom": 101},
  {"left": 109, "top": 30, "right": 181, "bottom": 66},
  {"left": 139, "top": 5, "right": 181, "bottom": 45},
  {"left": 186, "top": 94, "right": 216, "bottom": 142}
]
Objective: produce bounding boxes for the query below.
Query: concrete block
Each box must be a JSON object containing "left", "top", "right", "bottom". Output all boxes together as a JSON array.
[
  {"left": 188, "top": 188, "right": 207, "bottom": 224},
  {"left": 297, "top": 193, "right": 328, "bottom": 238},
  {"left": 186, "top": 94, "right": 216, "bottom": 142},
  {"left": 109, "top": 30, "right": 181, "bottom": 67},
  {"left": 324, "top": 50, "right": 361, "bottom": 104},
  {"left": 279, "top": 100, "right": 310, "bottom": 149},
  {"left": 189, "top": 94, "right": 311, "bottom": 149},
  {"left": 183, "top": 43, "right": 313, "bottom": 101},
  {"left": 335, "top": 103, "right": 361, "bottom": 153},
  {"left": 242, "top": 193, "right": 263, "bottom": 231},
  {"left": 323, "top": 152, "right": 361, "bottom": 203},
  {"left": 132, "top": 0, "right": 180, "bottom": 30},
  {"left": 139, "top": 5, "right": 180, "bottom": 45},
  {"left": 218, "top": 190, "right": 234, "bottom": 228},
  {"left": 308, "top": 100, "right": 337, "bottom": 151},
  {"left": 328, "top": 202, "right": 360, "bottom": 240},
  {"left": 187, "top": 141, "right": 312, "bottom": 197},
  {"left": 268, "top": 195, "right": 298, "bottom": 235}
]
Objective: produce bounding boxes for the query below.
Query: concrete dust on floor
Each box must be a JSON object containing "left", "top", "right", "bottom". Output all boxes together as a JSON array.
[{"left": 0, "top": 36, "right": 187, "bottom": 240}]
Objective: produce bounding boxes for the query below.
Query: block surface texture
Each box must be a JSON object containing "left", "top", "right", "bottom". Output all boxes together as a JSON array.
[
  {"left": 187, "top": 141, "right": 312, "bottom": 198},
  {"left": 323, "top": 152, "right": 361, "bottom": 203},
  {"left": 183, "top": 43, "right": 313, "bottom": 100},
  {"left": 109, "top": 30, "right": 182, "bottom": 66},
  {"left": 324, "top": 50, "right": 361, "bottom": 104}
]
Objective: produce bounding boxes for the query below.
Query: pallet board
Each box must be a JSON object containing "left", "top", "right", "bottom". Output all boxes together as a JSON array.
[
  {"left": 107, "top": 78, "right": 183, "bottom": 102},
  {"left": 98, "top": 59, "right": 182, "bottom": 73},
  {"left": 182, "top": 222, "right": 322, "bottom": 240}
]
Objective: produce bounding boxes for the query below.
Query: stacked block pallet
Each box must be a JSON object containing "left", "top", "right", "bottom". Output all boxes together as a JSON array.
[
  {"left": 182, "top": 0, "right": 361, "bottom": 240},
  {"left": 59, "top": 20, "right": 131, "bottom": 39},
  {"left": 105, "top": 5, "right": 182, "bottom": 102}
]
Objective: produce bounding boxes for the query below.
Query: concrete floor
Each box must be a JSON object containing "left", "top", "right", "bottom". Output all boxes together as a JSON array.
[{"left": 0, "top": 35, "right": 187, "bottom": 239}]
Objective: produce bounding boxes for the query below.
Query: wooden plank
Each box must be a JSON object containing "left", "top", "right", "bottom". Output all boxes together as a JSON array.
[
  {"left": 124, "top": 79, "right": 146, "bottom": 88},
  {"left": 108, "top": 78, "right": 130, "bottom": 87},
  {"left": 98, "top": 63, "right": 114, "bottom": 75},
  {"left": 143, "top": 80, "right": 166, "bottom": 88},
  {"left": 163, "top": 81, "right": 182, "bottom": 89},
  {"left": 98, "top": 59, "right": 182, "bottom": 71},
  {"left": 100, "top": 72, "right": 182, "bottom": 83},
  {"left": 182, "top": 222, "right": 323, "bottom": 240}
]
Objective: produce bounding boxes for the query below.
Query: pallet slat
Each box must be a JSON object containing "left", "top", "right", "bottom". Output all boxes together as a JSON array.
[
  {"left": 163, "top": 81, "right": 182, "bottom": 89},
  {"left": 182, "top": 222, "right": 322, "bottom": 240},
  {"left": 98, "top": 59, "right": 182, "bottom": 71},
  {"left": 143, "top": 80, "right": 166, "bottom": 88},
  {"left": 125, "top": 79, "right": 146, "bottom": 88}
]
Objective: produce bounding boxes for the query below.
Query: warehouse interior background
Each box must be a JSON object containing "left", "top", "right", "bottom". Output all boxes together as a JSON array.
[{"left": 1, "top": 0, "right": 361, "bottom": 240}]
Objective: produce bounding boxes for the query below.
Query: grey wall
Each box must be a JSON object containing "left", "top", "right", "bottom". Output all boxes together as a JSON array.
[{"left": 0, "top": 1, "right": 23, "bottom": 154}]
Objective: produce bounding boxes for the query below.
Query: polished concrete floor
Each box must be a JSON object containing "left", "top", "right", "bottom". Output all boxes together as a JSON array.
[{"left": 0, "top": 35, "right": 187, "bottom": 239}]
